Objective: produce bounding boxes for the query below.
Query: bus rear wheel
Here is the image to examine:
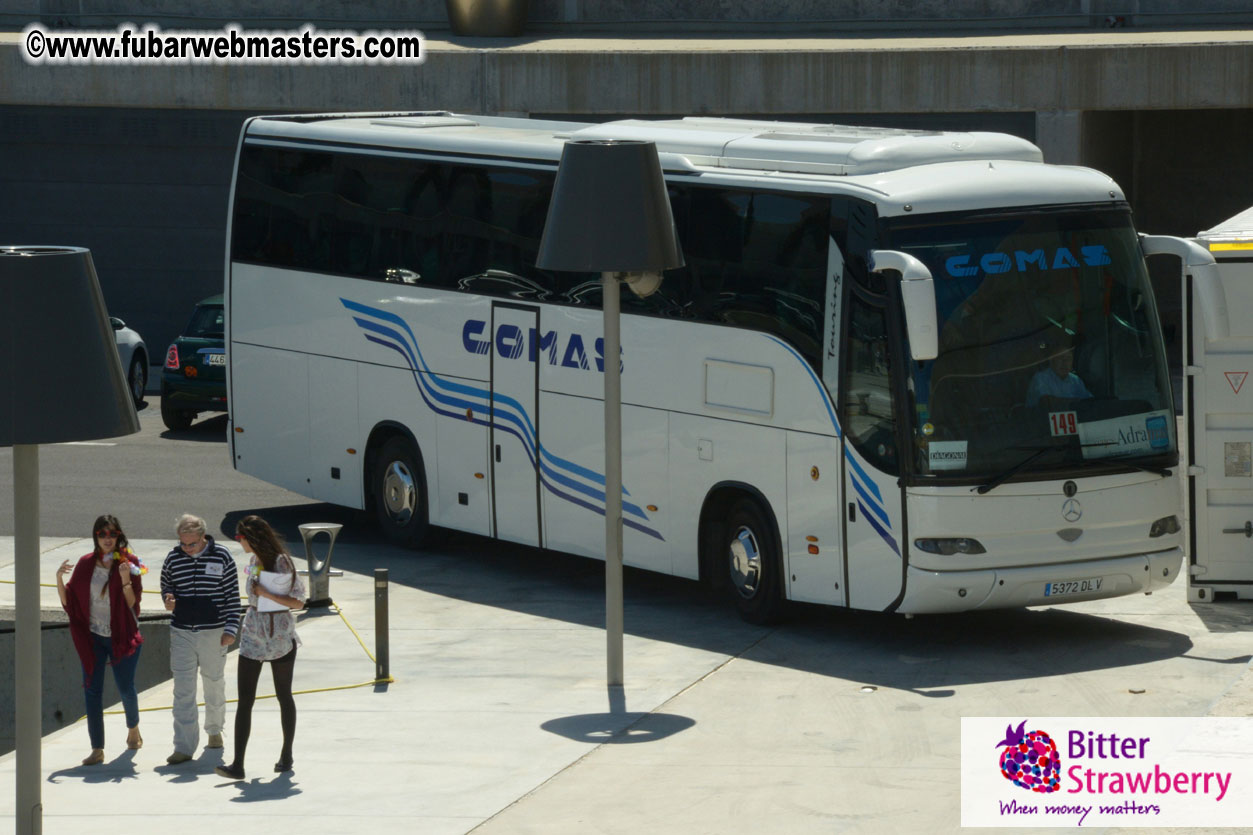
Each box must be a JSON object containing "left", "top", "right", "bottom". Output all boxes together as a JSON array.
[
  {"left": 719, "top": 497, "right": 785, "bottom": 625},
  {"left": 372, "top": 435, "right": 431, "bottom": 547}
]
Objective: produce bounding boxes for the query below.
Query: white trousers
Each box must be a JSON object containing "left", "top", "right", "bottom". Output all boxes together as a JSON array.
[{"left": 169, "top": 626, "right": 227, "bottom": 755}]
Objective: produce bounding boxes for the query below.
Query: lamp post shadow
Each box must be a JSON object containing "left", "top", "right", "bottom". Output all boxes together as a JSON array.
[{"left": 541, "top": 684, "right": 695, "bottom": 744}]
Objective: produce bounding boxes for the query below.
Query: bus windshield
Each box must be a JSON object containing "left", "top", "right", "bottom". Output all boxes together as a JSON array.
[{"left": 887, "top": 207, "right": 1176, "bottom": 481}]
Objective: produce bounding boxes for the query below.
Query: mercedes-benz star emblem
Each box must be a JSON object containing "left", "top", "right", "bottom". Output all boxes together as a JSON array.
[{"left": 1062, "top": 498, "right": 1083, "bottom": 523}]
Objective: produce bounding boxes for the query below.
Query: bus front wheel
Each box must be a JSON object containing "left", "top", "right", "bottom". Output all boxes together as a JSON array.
[
  {"left": 720, "top": 498, "right": 785, "bottom": 624},
  {"left": 372, "top": 435, "right": 431, "bottom": 547}
]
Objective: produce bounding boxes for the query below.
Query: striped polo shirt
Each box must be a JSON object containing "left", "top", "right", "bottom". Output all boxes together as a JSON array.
[{"left": 159, "top": 535, "right": 241, "bottom": 635}]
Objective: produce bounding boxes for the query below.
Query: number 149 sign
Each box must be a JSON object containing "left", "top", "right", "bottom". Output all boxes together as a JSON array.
[{"left": 1049, "top": 410, "right": 1078, "bottom": 437}]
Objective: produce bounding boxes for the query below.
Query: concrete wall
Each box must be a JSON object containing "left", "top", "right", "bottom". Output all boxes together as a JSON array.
[
  {"left": 7, "top": 0, "right": 1253, "bottom": 30},
  {"left": 0, "top": 611, "right": 172, "bottom": 755},
  {"left": 0, "top": 106, "right": 257, "bottom": 358}
]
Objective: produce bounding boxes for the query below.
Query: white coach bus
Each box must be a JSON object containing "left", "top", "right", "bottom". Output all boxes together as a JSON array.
[{"left": 225, "top": 111, "right": 1198, "bottom": 621}]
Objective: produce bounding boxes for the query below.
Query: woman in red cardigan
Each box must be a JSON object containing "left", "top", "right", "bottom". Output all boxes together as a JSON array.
[{"left": 56, "top": 514, "right": 146, "bottom": 765}]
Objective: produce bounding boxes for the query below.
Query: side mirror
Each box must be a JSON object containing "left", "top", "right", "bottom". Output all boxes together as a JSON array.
[
  {"left": 869, "top": 249, "right": 938, "bottom": 361},
  {"left": 1140, "top": 234, "right": 1228, "bottom": 341},
  {"left": 109, "top": 317, "right": 125, "bottom": 331}
]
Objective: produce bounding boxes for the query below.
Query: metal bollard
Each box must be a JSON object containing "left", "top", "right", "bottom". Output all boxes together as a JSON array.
[
  {"left": 375, "top": 568, "right": 389, "bottom": 681},
  {"left": 298, "top": 523, "right": 342, "bottom": 608}
]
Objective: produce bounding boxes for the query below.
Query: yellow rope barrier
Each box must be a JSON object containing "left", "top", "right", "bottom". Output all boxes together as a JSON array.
[
  {"left": 331, "top": 604, "right": 377, "bottom": 665},
  {"left": 118, "top": 677, "right": 395, "bottom": 715},
  {"left": 103, "top": 603, "right": 393, "bottom": 714}
]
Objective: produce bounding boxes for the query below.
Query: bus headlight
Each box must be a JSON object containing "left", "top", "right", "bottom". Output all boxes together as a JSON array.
[
  {"left": 1149, "top": 515, "right": 1181, "bottom": 537},
  {"left": 914, "top": 537, "right": 986, "bottom": 555}
]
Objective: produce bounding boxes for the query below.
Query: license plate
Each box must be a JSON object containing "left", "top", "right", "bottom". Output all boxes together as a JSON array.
[
  {"left": 204, "top": 353, "right": 226, "bottom": 366},
  {"left": 1044, "top": 577, "right": 1102, "bottom": 596}
]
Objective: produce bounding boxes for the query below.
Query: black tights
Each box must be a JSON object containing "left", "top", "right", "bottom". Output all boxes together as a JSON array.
[{"left": 231, "top": 645, "right": 297, "bottom": 767}]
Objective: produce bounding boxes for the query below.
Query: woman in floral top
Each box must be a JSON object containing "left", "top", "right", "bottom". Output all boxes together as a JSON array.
[{"left": 215, "top": 515, "right": 305, "bottom": 780}]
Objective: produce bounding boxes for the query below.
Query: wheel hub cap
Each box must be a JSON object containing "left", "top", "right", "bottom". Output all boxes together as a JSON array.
[
  {"left": 729, "top": 526, "right": 761, "bottom": 599},
  {"left": 382, "top": 461, "right": 415, "bottom": 524}
]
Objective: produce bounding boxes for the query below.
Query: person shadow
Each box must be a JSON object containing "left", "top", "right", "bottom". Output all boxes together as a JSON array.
[
  {"left": 224, "top": 771, "right": 302, "bottom": 802},
  {"left": 47, "top": 749, "right": 141, "bottom": 784}
]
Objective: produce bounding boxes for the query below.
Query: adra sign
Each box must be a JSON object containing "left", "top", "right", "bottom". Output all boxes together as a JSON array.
[{"left": 945, "top": 245, "right": 1112, "bottom": 278}]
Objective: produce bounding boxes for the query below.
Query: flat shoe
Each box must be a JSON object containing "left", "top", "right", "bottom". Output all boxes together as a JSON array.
[
  {"left": 126, "top": 728, "right": 143, "bottom": 750},
  {"left": 81, "top": 749, "right": 104, "bottom": 766},
  {"left": 166, "top": 751, "right": 192, "bottom": 765},
  {"left": 274, "top": 759, "right": 293, "bottom": 773},
  {"left": 215, "top": 763, "right": 246, "bottom": 780}
]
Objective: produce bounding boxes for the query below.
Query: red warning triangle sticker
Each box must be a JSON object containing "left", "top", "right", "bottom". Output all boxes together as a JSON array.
[{"left": 1226, "top": 371, "right": 1248, "bottom": 394}]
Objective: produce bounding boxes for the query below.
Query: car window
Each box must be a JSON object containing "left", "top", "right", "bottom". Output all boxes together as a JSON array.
[{"left": 186, "top": 306, "right": 225, "bottom": 338}]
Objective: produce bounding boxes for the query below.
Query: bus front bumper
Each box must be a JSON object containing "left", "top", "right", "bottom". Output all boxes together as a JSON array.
[{"left": 897, "top": 547, "right": 1183, "bottom": 614}]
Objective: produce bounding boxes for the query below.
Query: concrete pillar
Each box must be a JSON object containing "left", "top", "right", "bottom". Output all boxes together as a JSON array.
[{"left": 1035, "top": 109, "right": 1084, "bottom": 165}]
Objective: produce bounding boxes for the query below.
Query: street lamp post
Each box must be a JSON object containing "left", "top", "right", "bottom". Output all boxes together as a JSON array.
[
  {"left": 1, "top": 247, "right": 140, "bottom": 835},
  {"left": 536, "top": 140, "right": 683, "bottom": 686}
]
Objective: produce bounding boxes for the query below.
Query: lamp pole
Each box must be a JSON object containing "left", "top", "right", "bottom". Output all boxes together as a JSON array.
[
  {"left": 602, "top": 271, "right": 624, "bottom": 686},
  {"left": 14, "top": 445, "right": 40, "bottom": 835},
  {"left": 534, "top": 139, "right": 682, "bottom": 691},
  {"left": 2, "top": 246, "right": 141, "bottom": 835}
]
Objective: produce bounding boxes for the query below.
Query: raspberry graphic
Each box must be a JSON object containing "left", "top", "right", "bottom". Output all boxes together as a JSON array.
[{"left": 996, "top": 720, "right": 1061, "bottom": 793}]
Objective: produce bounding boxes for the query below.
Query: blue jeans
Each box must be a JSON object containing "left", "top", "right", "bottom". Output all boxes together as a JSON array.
[{"left": 83, "top": 632, "right": 141, "bottom": 750}]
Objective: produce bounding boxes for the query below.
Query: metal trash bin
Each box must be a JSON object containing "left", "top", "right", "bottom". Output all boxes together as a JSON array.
[{"left": 298, "top": 523, "right": 342, "bottom": 608}]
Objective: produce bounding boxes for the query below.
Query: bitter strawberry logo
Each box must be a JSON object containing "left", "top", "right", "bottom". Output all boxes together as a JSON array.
[{"left": 996, "top": 720, "right": 1061, "bottom": 793}]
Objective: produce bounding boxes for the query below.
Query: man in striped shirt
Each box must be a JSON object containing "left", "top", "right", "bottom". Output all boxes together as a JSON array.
[{"left": 160, "top": 513, "right": 240, "bottom": 765}]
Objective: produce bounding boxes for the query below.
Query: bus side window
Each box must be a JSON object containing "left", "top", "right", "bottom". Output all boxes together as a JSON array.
[
  {"left": 843, "top": 294, "right": 898, "bottom": 474},
  {"left": 232, "top": 146, "right": 334, "bottom": 271}
]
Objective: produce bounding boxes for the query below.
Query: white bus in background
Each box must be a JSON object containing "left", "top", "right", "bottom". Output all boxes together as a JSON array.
[
  {"left": 1187, "top": 206, "right": 1252, "bottom": 601},
  {"left": 225, "top": 111, "right": 1213, "bottom": 621}
]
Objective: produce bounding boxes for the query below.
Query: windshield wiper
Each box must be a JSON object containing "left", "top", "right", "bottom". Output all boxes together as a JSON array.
[
  {"left": 973, "top": 445, "right": 1065, "bottom": 495},
  {"left": 1096, "top": 453, "right": 1173, "bottom": 478},
  {"left": 974, "top": 442, "right": 1119, "bottom": 495}
]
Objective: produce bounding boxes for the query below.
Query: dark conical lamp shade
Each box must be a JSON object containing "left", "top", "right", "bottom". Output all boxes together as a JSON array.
[
  {"left": 0, "top": 246, "right": 140, "bottom": 445},
  {"left": 537, "top": 140, "right": 684, "bottom": 273}
]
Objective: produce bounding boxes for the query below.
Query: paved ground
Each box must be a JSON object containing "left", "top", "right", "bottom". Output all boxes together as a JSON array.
[{"left": 1, "top": 532, "right": 1250, "bottom": 834}]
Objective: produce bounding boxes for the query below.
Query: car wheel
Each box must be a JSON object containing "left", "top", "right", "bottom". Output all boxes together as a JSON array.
[
  {"left": 160, "top": 392, "right": 193, "bottom": 431},
  {"left": 128, "top": 355, "right": 146, "bottom": 407},
  {"left": 718, "top": 497, "right": 785, "bottom": 625},
  {"left": 372, "top": 435, "right": 431, "bottom": 547}
]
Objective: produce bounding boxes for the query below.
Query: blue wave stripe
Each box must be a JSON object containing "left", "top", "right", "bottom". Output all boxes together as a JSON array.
[
  {"left": 365, "top": 333, "right": 490, "bottom": 419},
  {"left": 845, "top": 453, "right": 884, "bottom": 504},
  {"left": 540, "top": 445, "right": 610, "bottom": 489},
  {"left": 365, "top": 335, "right": 496, "bottom": 433},
  {"left": 542, "top": 478, "right": 665, "bottom": 541},
  {"left": 345, "top": 298, "right": 661, "bottom": 538},
  {"left": 858, "top": 498, "right": 900, "bottom": 556},
  {"left": 347, "top": 298, "right": 624, "bottom": 499},
  {"left": 365, "top": 328, "right": 542, "bottom": 467},
  {"left": 344, "top": 298, "right": 434, "bottom": 373},
  {"left": 357, "top": 316, "right": 500, "bottom": 417},
  {"left": 850, "top": 476, "right": 890, "bottom": 528},
  {"left": 763, "top": 335, "right": 840, "bottom": 438}
]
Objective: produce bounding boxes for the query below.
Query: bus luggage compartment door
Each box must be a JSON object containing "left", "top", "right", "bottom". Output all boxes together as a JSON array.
[
  {"left": 786, "top": 433, "right": 844, "bottom": 605},
  {"left": 489, "top": 303, "right": 542, "bottom": 547}
]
